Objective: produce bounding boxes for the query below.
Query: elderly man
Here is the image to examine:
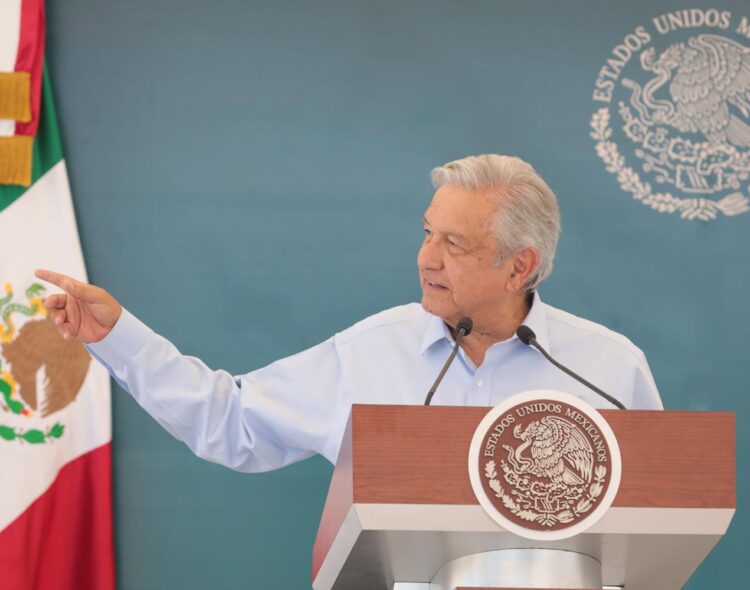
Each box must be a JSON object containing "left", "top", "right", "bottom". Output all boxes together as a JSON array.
[{"left": 37, "top": 154, "right": 662, "bottom": 472}]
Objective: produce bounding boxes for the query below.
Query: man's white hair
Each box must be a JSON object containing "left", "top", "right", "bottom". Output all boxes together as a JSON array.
[{"left": 430, "top": 154, "right": 560, "bottom": 292}]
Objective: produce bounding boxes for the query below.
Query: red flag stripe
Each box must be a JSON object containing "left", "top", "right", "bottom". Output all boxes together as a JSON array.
[
  {"left": 14, "top": 0, "right": 44, "bottom": 138},
  {"left": 0, "top": 443, "right": 115, "bottom": 590}
]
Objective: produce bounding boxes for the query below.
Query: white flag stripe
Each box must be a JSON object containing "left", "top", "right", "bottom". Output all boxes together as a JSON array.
[
  {"left": 0, "top": 0, "right": 21, "bottom": 71},
  {"left": 0, "top": 160, "right": 111, "bottom": 532},
  {"left": 0, "top": 161, "right": 88, "bottom": 282}
]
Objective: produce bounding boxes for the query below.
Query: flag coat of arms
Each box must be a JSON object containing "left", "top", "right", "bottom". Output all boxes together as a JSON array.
[{"left": 0, "top": 1, "right": 115, "bottom": 588}]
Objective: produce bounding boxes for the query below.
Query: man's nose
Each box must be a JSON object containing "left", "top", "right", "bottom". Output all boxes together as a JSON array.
[{"left": 418, "top": 238, "right": 443, "bottom": 270}]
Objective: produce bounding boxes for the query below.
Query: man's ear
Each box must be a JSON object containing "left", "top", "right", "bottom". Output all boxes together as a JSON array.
[{"left": 506, "top": 247, "right": 540, "bottom": 292}]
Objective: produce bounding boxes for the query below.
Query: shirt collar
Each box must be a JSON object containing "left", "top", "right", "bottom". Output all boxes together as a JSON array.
[
  {"left": 420, "top": 291, "right": 551, "bottom": 355},
  {"left": 522, "top": 291, "right": 551, "bottom": 351},
  {"left": 420, "top": 311, "right": 455, "bottom": 355}
]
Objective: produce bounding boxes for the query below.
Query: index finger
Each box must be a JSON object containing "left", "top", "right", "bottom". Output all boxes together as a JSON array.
[
  {"left": 35, "top": 268, "right": 72, "bottom": 289},
  {"left": 35, "top": 269, "right": 94, "bottom": 301},
  {"left": 35, "top": 269, "right": 87, "bottom": 298}
]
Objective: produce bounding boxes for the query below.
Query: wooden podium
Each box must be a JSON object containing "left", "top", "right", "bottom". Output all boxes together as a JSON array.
[{"left": 312, "top": 404, "right": 735, "bottom": 590}]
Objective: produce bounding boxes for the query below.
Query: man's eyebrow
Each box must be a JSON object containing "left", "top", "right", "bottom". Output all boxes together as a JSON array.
[{"left": 422, "top": 217, "right": 467, "bottom": 241}]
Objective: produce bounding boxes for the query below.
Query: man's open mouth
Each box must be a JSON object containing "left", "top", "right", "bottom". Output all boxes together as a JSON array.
[{"left": 426, "top": 280, "right": 448, "bottom": 290}]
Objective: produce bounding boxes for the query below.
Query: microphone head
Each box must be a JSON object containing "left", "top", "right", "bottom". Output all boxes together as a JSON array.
[
  {"left": 516, "top": 325, "right": 536, "bottom": 345},
  {"left": 456, "top": 317, "right": 473, "bottom": 336}
]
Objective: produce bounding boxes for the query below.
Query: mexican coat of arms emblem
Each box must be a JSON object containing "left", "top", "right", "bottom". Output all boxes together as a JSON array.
[
  {"left": 469, "top": 390, "right": 622, "bottom": 540},
  {"left": 0, "top": 282, "right": 91, "bottom": 444},
  {"left": 591, "top": 8, "right": 750, "bottom": 221}
]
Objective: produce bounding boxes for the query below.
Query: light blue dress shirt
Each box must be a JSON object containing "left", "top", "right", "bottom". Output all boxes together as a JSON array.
[{"left": 86, "top": 293, "right": 662, "bottom": 473}]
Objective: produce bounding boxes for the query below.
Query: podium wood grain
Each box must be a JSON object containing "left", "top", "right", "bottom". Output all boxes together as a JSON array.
[{"left": 349, "top": 405, "right": 735, "bottom": 507}]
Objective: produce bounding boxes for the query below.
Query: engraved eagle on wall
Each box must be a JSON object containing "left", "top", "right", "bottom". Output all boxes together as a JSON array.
[{"left": 638, "top": 34, "right": 750, "bottom": 147}]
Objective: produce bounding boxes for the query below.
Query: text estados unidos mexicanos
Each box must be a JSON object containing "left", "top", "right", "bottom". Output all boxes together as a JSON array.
[
  {"left": 483, "top": 403, "right": 608, "bottom": 463},
  {"left": 593, "top": 9, "right": 750, "bottom": 104}
]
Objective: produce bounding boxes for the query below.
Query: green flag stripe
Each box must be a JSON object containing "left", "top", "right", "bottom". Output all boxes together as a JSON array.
[{"left": 0, "top": 64, "right": 65, "bottom": 213}]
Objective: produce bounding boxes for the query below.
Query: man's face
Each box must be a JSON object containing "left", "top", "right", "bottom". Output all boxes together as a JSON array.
[{"left": 417, "top": 184, "right": 516, "bottom": 328}]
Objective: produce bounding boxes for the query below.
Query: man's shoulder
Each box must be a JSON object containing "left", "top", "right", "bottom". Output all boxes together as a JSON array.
[
  {"left": 336, "top": 303, "right": 430, "bottom": 346},
  {"left": 543, "top": 302, "right": 646, "bottom": 362}
]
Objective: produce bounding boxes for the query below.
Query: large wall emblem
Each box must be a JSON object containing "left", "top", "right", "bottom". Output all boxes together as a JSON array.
[
  {"left": 0, "top": 283, "right": 91, "bottom": 444},
  {"left": 591, "top": 9, "right": 750, "bottom": 220},
  {"left": 468, "top": 390, "right": 621, "bottom": 541}
]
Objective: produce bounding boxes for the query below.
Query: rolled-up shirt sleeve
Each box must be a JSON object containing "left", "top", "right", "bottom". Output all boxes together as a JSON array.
[{"left": 87, "top": 309, "right": 349, "bottom": 472}]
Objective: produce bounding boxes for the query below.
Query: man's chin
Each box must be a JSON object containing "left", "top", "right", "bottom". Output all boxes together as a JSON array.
[
  {"left": 420, "top": 296, "right": 437, "bottom": 315},
  {"left": 420, "top": 297, "right": 454, "bottom": 322}
]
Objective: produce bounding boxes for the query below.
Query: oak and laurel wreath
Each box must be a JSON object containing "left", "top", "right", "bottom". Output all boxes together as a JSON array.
[
  {"left": 484, "top": 460, "right": 606, "bottom": 527},
  {"left": 0, "top": 422, "right": 65, "bottom": 444},
  {"left": 0, "top": 371, "right": 65, "bottom": 444},
  {"left": 590, "top": 107, "right": 750, "bottom": 221}
]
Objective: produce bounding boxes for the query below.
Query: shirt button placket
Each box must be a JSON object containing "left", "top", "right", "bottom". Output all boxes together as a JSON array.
[{"left": 473, "top": 376, "right": 491, "bottom": 406}]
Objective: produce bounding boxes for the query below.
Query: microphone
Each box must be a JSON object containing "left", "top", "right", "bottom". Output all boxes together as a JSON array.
[
  {"left": 424, "top": 317, "right": 473, "bottom": 406},
  {"left": 516, "top": 325, "right": 626, "bottom": 410}
]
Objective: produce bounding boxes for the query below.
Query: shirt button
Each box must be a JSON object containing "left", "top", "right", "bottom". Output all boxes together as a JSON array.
[{"left": 476, "top": 379, "right": 485, "bottom": 388}]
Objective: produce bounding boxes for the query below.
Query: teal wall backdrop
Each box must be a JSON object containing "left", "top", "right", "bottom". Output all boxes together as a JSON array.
[{"left": 46, "top": 0, "right": 748, "bottom": 588}]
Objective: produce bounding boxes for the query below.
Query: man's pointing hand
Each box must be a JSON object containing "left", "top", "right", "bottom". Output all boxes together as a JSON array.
[{"left": 34, "top": 269, "right": 122, "bottom": 343}]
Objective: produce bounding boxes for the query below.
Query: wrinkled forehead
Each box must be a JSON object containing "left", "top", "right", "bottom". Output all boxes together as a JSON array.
[{"left": 424, "top": 185, "right": 502, "bottom": 235}]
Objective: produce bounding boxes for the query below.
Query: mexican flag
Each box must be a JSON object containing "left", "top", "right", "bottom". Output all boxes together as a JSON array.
[
  {"left": 1, "top": 0, "right": 44, "bottom": 185},
  {"left": 0, "top": 2, "right": 115, "bottom": 588}
]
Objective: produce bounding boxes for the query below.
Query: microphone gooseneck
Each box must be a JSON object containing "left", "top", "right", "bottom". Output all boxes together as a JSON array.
[
  {"left": 515, "top": 325, "right": 627, "bottom": 410},
  {"left": 424, "top": 317, "right": 473, "bottom": 406}
]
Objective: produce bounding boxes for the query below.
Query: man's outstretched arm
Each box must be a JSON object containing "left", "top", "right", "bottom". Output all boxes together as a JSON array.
[{"left": 35, "top": 269, "right": 348, "bottom": 472}]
